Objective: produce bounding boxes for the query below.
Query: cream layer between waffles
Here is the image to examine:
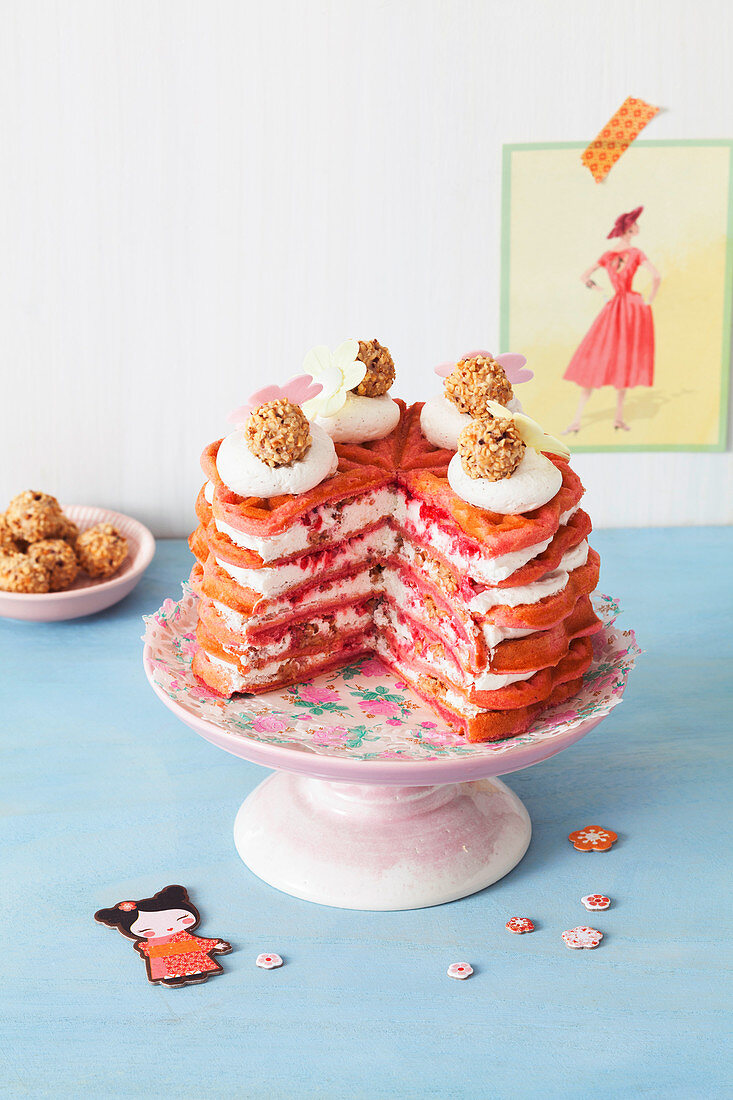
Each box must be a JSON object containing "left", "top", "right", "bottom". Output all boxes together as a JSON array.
[{"left": 189, "top": 394, "right": 601, "bottom": 743}]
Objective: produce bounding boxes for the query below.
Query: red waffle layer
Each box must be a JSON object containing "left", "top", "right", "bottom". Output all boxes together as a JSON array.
[
  {"left": 192, "top": 629, "right": 371, "bottom": 696},
  {"left": 197, "top": 592, "right": 375, "bottom": 662},
  {"left": 383, "top": 613, "right": 593, "bottom": 709},
  {"left": 387, "top": 592, "right": 600, "bottom": 681},
  {"left": 378, "top": 654, "right": 588, "bottom": 742}
]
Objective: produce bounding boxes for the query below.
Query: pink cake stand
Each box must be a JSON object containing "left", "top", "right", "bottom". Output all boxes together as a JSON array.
[{"left": 143, "top": 590, "right": 638, "bottom": 911}]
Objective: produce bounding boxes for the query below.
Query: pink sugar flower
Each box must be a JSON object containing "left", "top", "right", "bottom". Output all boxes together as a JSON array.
[
  {"left": 227, "top": 374, "right": 323, "bottom": 429},
  {"left": 434, "top": 350, "right": 534, "bottom": 385}
]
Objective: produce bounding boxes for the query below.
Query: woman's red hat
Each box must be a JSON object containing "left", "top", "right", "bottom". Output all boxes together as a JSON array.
[{"left": 607, "top": 206, "right": 643, "bottom": 239}]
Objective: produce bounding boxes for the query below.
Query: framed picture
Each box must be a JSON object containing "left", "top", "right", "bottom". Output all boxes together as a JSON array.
[{"left": 500, "top": 140, "right": 733, "bottom": 451}]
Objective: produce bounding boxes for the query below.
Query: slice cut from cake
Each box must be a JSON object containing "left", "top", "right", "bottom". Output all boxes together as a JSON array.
[{"left": 188, "top": 343, "right": 602, "bottom": 742}]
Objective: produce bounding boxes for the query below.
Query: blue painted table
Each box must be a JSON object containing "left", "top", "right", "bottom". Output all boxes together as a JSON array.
[{"left": 3, "top": 530, "right": 731, "bottom": 1099}]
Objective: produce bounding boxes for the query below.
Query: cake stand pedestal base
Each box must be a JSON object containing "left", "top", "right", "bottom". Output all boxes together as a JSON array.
[{"left": 233, "top": 772, "right": 531, "bottom": 911}]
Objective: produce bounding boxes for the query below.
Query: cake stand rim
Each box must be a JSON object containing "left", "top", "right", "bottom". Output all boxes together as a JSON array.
[{"left": 143, "top": 640, "right": 614, "bottom": 784}]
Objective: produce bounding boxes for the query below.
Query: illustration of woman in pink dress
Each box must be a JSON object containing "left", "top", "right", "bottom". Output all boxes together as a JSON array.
[
  {"left": 563, "top": 206, "right": 660, "bottom": 434},
  {"left": 95, "top": 884, "right": 232, "bottom": 986}
]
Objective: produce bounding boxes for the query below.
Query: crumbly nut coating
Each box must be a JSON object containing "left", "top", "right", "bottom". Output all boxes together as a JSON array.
[
  {"left": 352, "top": 339, "right": 395, "bottom": 397},
  {"left": 76, "top": 524, "right": 128, "bottom": 578},
  {"left": 444, "top": 356, "right": 514, "bottom": 417},
  {"left": 28, "top": 539, "right": 79, "bottom": 591},
  {"left": 0, "top": 552, "right": 50, "bottom": 593},
  {"left": 5, "top": 490, "right": 64, "bottom": 542},
  {"left": 244, "top": 399, "right": 311, "bottom": 468},
  {"left": 458, "top": 415, "right": 525, "bottom": 481},
  {"left": 57, "top": 515, "right": 79, "bottom": 546},
  {"left": 0, "top": 514, "right": 25, "bottom": 554}
]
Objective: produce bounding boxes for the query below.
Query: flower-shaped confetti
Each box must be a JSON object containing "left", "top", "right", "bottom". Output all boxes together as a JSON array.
[
  {"left": 568, "top": 826, "right": 618, "bottom": 852},
  {"left": 582, "top": 894, "right": 611, "bottom": 911},
  {"left": 255, "top": 952, "right": 283, "bottom": 970},
  {"left": 435, "top": 350, "right": 534, "bottom": 385},
  {"left": 301, "top": 340, "right": 367, "bottom": 419},
  {"left": 228, "top": 375, "right": 323, "bottom": 429},
  {"left": 485, "top": 400, "right": 570, "bottom": 460},
  {"left": 505, "top": 917, "right": 535, "bottom": 934},
  {"left": 562, "top": 926, "right": 603, "bottom": 950},
  {"left": 447, "top": 962, "right": 473, "bottom": 980}
]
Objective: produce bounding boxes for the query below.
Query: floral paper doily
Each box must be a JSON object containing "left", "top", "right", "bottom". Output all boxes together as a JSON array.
[{"left": 143, "top": 588, "right": 639, "bottom": 762}]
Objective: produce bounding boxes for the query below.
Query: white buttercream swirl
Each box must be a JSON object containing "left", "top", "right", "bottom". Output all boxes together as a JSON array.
[
  {"left": 314, "top": 393, "right": 401, "bottom": 443},
  {"left": 448, "top": 446, "right": 562, "bottom": 514},
  {"left": 420, "top": 394, "right": 522, "bottom": 451},
  {"left": 216, "top": 423, "right": 338, "bottom": 498}
]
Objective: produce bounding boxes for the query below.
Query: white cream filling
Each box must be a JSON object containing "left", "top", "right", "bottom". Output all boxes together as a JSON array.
[
  {"left": 215, "top": 525, "right": 397, "bottom": 597},
  {"left": 215, "top": 604, "right": 372, "bottom": 661},
  {"left": 448, "top": 447, "right": 563, "bottom": 515},
  {"left": 255, "top": 572, "right": 376, "bottom": 623},
  {"left": 469, "top": 540, "right": 589, "bottom": 614},
  {"left": 374, "top": 604, "right": 535, "bottom": 692},
  {"left": 399, "top": 496, "right": 553, "bottom": 585},
  {"left": 213, "top": 486, "right": 399, "bottom": 562},
  {"left": 204, "top": 480, "right": 214, "bottom": 503},
  {"left": 216, "top": 423, "right": 338, "bottom": 498},
  {"left": 315, "top": 393, "right": 401, "bottom": 443}
]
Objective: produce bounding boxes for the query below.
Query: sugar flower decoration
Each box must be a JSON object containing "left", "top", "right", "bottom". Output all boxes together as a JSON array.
[
  {"left": 568, "top": 826, "right": 618, "bottom": 852},
  {"left": 582, "top": 894, "right": 611, "bottom": 911},
  {"left": 484, "top": 400, "right": 570, "bottom": 460},
  {"left": 117, "top": 901, "right": 136, "bottom": 911},
  {"left": 447, "top": 962, "right": 474, "bottom": 980},
  {"left": 227, "top": 375, "right": 323, "bottom": 429},
  {"left": 255, "top": 952, "right": 283, "bottom": 970},
  {"left": 435, "top": 350, "right": 534, "bottom": 385},
  {"left": 301, "top": 340, "right": 367, "bottom": 419},
  {"left": 562, "top": 926, "right": 603, "bottom": 950},
  {"left": 505, "top": 917, "right": 535, "bottom": 934}
]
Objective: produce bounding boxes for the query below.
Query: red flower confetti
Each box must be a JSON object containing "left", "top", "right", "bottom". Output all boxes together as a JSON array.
[
  {"left": 562, "top": 926, "right": 603, "bottom": 950},
  {"left": 505, "top": 917, "right": 535, "bottom": 934},
  {"left": 256, "top": 952, "right": 283, "bottom": 970},
  {"left": 582, "top": 894, "right": 611, "bottom": 911},
  {"left": 568, "top": 826, "right": 618, "bottom": 852},
  {"left": 447, "top": 962, "right": 473, "bottom": 980}
]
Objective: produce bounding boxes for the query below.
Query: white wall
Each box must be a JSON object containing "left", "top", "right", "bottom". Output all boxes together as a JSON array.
[{"left": 0, "top": 0, "right": 730, "bottom": 536}]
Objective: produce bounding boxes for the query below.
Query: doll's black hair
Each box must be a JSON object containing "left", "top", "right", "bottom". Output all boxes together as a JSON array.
[{"left": 94, "top": 884, "right": 200, "bottom": 940}]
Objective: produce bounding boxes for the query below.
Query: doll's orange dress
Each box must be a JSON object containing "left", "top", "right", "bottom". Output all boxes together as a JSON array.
[{"left": 564, "top": 247, "right": 654, "bottom": 390}]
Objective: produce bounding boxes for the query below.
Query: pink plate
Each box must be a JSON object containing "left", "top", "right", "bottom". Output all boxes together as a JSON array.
[
  {"left": 143, "top": 591, "right": 639, "bottom": 786},
  {"left": 0, "top": 506, "right": 155, "bottom": 622}
]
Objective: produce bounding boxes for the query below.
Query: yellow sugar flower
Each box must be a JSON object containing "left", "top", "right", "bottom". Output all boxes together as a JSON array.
[
  {"left": 485, "top": 401, "right": 571, "bottom": 460},
  {"left": 301, "top": 340, "right": 367, "bottom": 419}
]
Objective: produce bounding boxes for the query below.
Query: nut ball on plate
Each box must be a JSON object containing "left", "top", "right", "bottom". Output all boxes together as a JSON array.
[
  {"left": 28, "top": 539, "right": 79, "bottom": 591},
  {"left": 76, "top": 523, "right": 129, "bottom": 578},
  {"left": 0, "top": 552, "right": 50, "bottom": 593},
  {"left": 0, "top": 514, "right": 25, "bottom": 554},
  {"left": 5, "top": 491, "right": 65, "bottom": 542}
]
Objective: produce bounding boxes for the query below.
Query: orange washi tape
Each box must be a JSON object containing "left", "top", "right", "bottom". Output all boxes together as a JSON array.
[{"left": 582, "top": 96, "right": 660, "bottom": 182}]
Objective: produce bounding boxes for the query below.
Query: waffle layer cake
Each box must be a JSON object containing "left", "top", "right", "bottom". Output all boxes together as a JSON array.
[{"left": 189, "top": 402, "right": 601, "bottom": 743}]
